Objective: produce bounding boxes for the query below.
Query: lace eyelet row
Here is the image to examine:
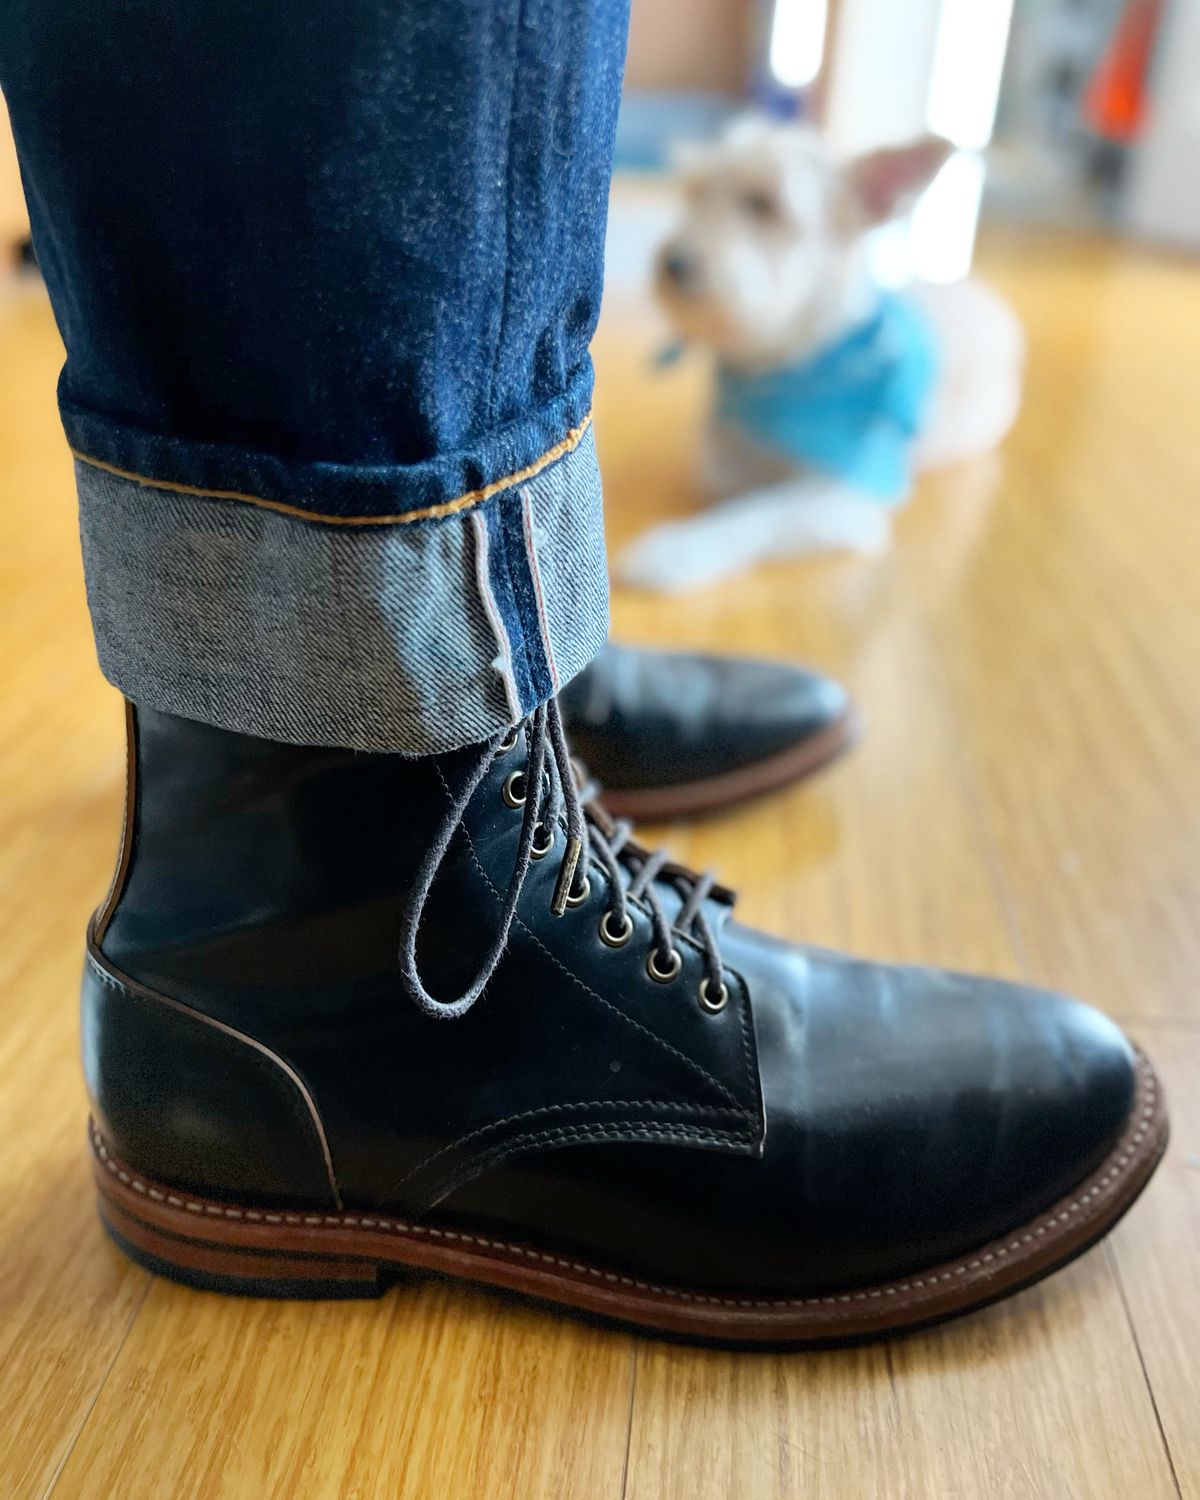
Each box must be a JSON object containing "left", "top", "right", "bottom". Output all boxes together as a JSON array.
[
  {"left": 698, "top": 976, "right": 729, "bottom": 1013},
  {"left": 598, "top": 907, "right": 633, "bottom": 947},
  {"left": 596, "top": 903, "right": 719, "bottom": 1011},
  {"left": 646, "top": 945, "right": 682, "bottom": 983},
  {"left": 499, "top": 771, "right": 725, "bottom": 1015}
]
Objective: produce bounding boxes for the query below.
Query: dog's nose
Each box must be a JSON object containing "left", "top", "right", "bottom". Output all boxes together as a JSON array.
[{"left": 659, "top": 246, "right": 698, "bottom": 289}]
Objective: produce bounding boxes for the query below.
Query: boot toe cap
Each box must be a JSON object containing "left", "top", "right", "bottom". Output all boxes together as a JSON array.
[{"left": 733, "top": 930, "right": 1139, "bottom": 1286}]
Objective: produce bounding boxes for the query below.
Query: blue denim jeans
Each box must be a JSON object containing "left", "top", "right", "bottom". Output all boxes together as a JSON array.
[{"left": 0, "top": 0, "right": 628, "bottom": 751}]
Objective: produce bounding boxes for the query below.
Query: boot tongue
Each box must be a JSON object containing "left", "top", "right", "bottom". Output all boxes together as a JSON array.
[
  {"left": 579, "top": 786, "right": 737, "bottom": 920},
  {"left": 596, "top": 816, "right": 737, "bottom": 931}
]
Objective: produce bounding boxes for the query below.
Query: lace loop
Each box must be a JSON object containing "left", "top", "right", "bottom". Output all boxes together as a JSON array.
[{"left": 399, "top": 696, "right": 726, "bottom": 1018}]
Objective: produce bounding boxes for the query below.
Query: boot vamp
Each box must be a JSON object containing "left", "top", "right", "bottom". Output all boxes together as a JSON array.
[
  {"left": 439, "top": 922, "right": 1136, "bottom": 1296},
  {"left": 561, "top": 644, "right": 848, "bottom": 790}
]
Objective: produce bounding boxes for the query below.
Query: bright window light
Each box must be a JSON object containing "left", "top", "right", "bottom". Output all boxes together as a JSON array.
[
  {"left": 769, "top": 0, "right": 828, "bottom": 89},
  {"left": 926, "top": 0, "right": 1015, "bottom": 150},
  {"left": 910, "top": 150, "right": 986, "bottom": 283}
]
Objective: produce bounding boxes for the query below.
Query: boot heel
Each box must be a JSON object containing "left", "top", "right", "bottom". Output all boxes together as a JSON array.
[
  {"left": 98, "top": 1194, "right": 390, "bottom": 1299},
  {"left": 90, "top": 1127, "right": 393, "bottom": 1301}
]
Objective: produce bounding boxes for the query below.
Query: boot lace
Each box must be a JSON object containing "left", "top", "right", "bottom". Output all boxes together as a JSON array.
[{"left": 399, "top": 696, "right": 728, "bottom": 1020}]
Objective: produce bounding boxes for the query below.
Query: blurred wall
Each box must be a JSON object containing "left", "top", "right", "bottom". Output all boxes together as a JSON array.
[
  {"left": 0, "top": 99, "right": 29, "bottom": 252},
  {"left": 1128, "top": 0, "right": 1200, "bottom": 248},
  {"left": 624, "top": 0, "right": 754, "bottom": 94},
  {"left": 823, "top": 0, "right": 942, "bottom": 152}
]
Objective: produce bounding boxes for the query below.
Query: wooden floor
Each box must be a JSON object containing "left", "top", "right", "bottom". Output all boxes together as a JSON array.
[{"left": 1, "top": 225, "right": 1198, "bottom": 1499}]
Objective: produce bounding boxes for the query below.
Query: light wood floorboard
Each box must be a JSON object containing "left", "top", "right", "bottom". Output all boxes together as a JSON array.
[{"left": 1, "top": 227, "right": 1196, "bottom": 1497}]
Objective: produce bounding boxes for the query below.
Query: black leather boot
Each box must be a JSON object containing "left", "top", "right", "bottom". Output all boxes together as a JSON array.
[
  {"left": 85, "top": 700, "right": 1166, "bottom": 1345},
  {"left": 558, "top": 644, "right": 856, "bottom": 819}
]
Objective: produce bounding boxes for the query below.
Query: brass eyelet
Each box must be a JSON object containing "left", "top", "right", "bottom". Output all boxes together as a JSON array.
[
  {"left": 699, "top": 976, "right": 729, "bottom": 1014},
  {"left": 501, "top": 770, "right": 526, "bottom": 809},
  {"left": 496, "top": 726, "right": 519, "bottom": 755},
  {"left": 646, "top": 946, "right": 682, "bottom": 984},
  {"left": 565, "top": 874, "right": 592, "bottom": 908},
  {"left": 598, "top": 909, "right": 633, "bottom": 948},
  {"left": 530, "top": 823, "right": 555, "bottom": 860}
]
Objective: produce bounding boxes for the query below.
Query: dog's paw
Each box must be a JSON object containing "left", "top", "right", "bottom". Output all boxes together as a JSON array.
[
  {"left": 618, "top": 490, "right": 893, "bottom": 593},
  {"left": 789, "top": 499, "right": 892, "bottom": 555},
  {"left": 617, "top": 522, "right": 739, "bottom": 593}
]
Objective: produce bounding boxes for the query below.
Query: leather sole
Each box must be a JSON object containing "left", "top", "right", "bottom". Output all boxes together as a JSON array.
[
  {"left": 598, "top": 706, "right": 860, "bottom": 822},
  {"left": 90, "top": 1049, "right": 1166, "bottom": 1347}
]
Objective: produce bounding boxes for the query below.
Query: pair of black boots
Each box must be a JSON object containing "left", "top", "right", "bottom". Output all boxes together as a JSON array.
[{"left": 86, "top": 644, "right": 1165, "bottom": 1345}]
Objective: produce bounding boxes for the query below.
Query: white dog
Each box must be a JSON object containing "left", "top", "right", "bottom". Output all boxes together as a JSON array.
[{"left": 618, "top": 120, "right": 1024, "bottom": 592}]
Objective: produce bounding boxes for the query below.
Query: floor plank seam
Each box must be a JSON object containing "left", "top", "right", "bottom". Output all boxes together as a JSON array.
[
  {"left": 618, "top": 1344, "right": 638, "bottom": 1500},
  {"left": 1104, "top": 1240, "right": 1184, "bottom": 1500},
  {"left": 39, "top": 1272, "right": 153, "bottom": 1500}
]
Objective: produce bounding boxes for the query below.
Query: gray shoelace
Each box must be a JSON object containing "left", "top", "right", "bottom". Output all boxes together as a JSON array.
[{"left": 400, "top": 695, "right": 725, "bottom": 1020}]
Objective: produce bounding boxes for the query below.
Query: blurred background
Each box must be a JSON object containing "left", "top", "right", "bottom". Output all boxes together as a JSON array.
[
  {"left": 604, "top": 0, "right": 1197, "bottom": 297},
  {"left": 2, "top": 6, "right": 1199, "bottom": 1496}
]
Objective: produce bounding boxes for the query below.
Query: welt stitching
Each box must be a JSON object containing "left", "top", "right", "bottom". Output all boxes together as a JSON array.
[
  {"left": 434, "top": 762, "right": 745, "bottom": 1112},
  {"left": 70, "top": 413, "right": 591, "bottom": 528},
  {"left": 90, "top": 1055, "right": 1159, "bottom": 1312},
  {"left": 86, "top": 958, "right": 338, "bottom": 1208}
]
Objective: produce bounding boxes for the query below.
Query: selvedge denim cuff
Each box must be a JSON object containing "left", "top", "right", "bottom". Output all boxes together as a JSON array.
[{"left": 72, "top": 391, "right": 608, "bottom": 755}]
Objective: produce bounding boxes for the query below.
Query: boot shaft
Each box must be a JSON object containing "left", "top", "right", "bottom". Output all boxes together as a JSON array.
[
  {"left": 85, "top": 702, "right": 764, "bottom": 1216},
  {"left": 99, "top": 704, "right": 477, "bottom": 990}
]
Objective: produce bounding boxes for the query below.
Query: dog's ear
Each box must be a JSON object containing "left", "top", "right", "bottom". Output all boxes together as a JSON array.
[{"left": 839, "top": 136, "right": 954, "bottom": 227}]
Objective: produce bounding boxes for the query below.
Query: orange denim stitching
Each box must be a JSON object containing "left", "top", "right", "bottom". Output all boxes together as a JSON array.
[{"left": 70, "top": 412, "right": 592, "bottom": 527}]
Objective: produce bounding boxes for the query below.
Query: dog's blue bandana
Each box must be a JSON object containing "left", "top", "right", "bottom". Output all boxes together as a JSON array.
[{"left": 714, "top": 294, "right": 938, "bottom": 501}]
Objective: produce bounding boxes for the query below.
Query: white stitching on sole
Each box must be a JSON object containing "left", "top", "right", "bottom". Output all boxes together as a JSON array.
[{"left": 91, "top": 1057, "right": 1160, "bottom": 1313}]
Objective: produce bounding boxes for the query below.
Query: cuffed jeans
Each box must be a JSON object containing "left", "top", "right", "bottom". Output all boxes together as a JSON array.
[{"left": 0, "top": 0, "right": 628, "bottom": 752}]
